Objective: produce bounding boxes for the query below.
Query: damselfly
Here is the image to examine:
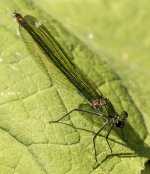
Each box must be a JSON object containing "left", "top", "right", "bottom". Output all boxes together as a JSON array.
[{"left": 13, "top": 12, "right": 128, "bottom": 164}]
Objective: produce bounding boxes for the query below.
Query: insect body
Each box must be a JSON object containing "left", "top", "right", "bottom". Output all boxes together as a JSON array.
[{"left": 13, "top": 12, "right": 128, "bottom": 164}]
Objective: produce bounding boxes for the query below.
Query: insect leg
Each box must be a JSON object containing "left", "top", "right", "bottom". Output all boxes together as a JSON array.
[
  {"left": 49, "top": 108, "right": 102, "bottom": 123},
  {"left": 106, "top": 124, "right": 114, "bottom": 153},
  {"left": 93, "top": 121, "right": 109, "bottom": 163}
]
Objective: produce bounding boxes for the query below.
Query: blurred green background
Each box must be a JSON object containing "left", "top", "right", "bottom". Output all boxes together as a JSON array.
[{"left": 0, "top": 0, "right": 150, "bottom": 173}]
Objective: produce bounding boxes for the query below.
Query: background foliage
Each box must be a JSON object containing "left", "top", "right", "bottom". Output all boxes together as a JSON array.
[{"left": 0, "top": 0, "right": 150, "bottom": 173}]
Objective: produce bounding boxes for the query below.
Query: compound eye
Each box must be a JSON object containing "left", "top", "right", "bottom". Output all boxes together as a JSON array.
[{"left": 115, "top": 121, "right": 123, "bottom": 127}]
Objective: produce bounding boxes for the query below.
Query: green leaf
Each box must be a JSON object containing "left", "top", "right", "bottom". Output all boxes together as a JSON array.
[{"left": 0, "top": 0, "right": 149, "bottom": 174}]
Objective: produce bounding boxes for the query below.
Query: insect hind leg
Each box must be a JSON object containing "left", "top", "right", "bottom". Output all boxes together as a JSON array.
[{"left": 49, "top": 108, "right": 102, "bottom": 123}]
